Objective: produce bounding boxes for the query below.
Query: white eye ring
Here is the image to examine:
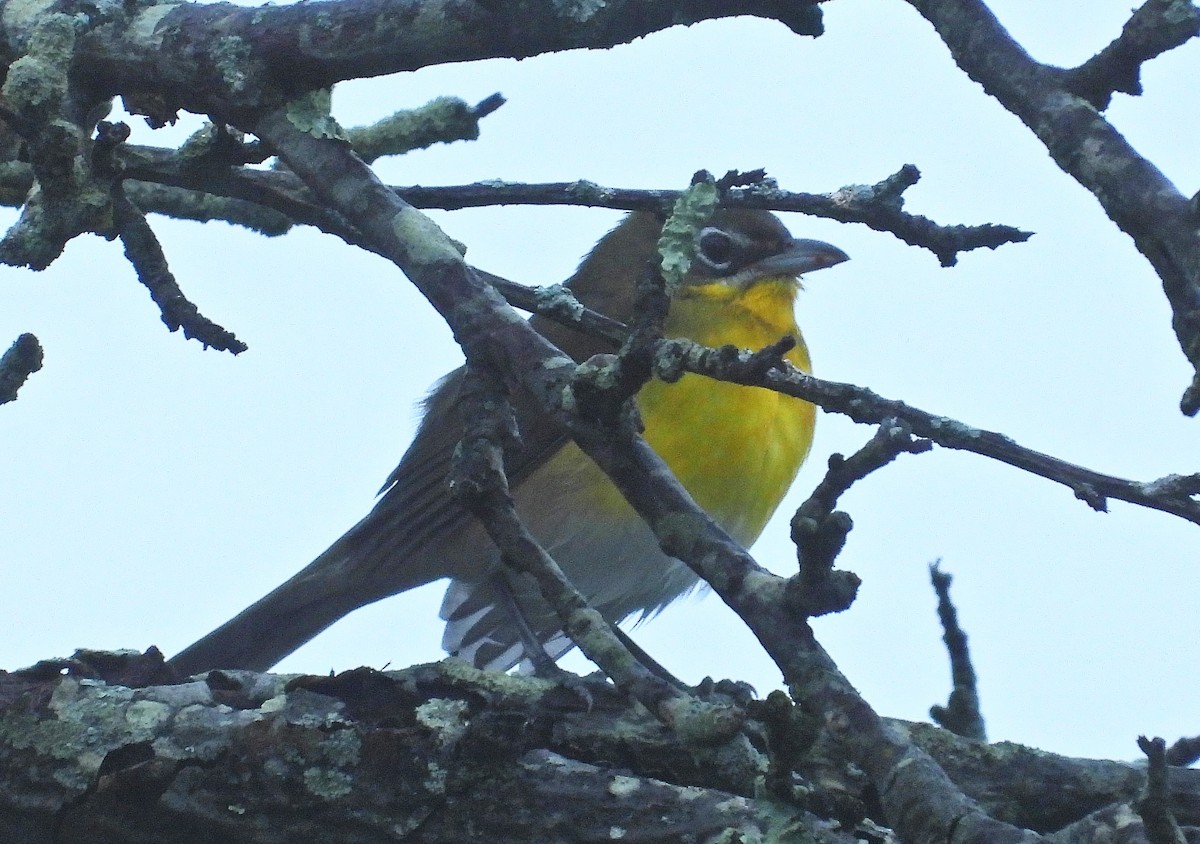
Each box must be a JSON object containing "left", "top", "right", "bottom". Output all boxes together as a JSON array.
[{"left": 696, "top": 226, "right": 735, "bottom": 270}]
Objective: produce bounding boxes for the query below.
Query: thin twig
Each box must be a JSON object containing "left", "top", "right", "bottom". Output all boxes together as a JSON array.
[
  {"left": 398, "top": 167, "right": 1032, "bottom": 267},
  {"left": 653, "top": 338, "right": 1200, "bottom": 527},
  {"left": 0, "top": 332, "right": 43, "bottom": 405},
  {"left": 1136, "top": 736, "right": 1187, "bottom": 844},
  {"left": 112, "top": 192, "right": 247, "bottom": 354},
  {"left": 114, "top": 145, "right": 1031, "bottom": 266},
  {"left": 928, "top": 562, "right": 986, "bottom": 742},
  {"left": 481, "top": 272, "right": 629, "bottom": 345},
  {"left": 786, "top": 420, "right": 931, "bottom": 617}
]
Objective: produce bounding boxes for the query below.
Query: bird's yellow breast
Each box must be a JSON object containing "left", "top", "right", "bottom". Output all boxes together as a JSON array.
[{"left": 552, "top": 277, "right": 815, "bottom": 546}]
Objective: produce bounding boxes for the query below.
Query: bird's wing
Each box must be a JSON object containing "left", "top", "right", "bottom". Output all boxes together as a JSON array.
[
  {"left": 165, "top": 363, "right": 576, "bottom": 675},
  {"left": 356, "top": 363, "right": 574, "bottom": 590},
  {"left": 168, "top": 221, "right": 647, "bottom": 675}
]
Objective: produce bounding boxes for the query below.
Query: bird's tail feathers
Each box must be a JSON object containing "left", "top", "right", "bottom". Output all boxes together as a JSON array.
[
  {"left": 439, "top": 575, "right": 577, "bottom": 672},
  {"left": 168, "top": 521, "right": 436, "bottom": 677}
]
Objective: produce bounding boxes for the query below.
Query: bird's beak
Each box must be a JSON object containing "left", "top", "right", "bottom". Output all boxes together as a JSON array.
[{"left": 753, "top": 238, "right": 849, "bottom": 278}]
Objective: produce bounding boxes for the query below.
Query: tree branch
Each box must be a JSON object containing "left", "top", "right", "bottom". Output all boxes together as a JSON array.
[
  {"left": 1136, "top": 736, "right": 1188, "bottom": 844},
  {"left": 1063, "top": 0, "right": 1200, "bottom": 110},
  {"left": 0, "top": 654, "right": 854, "bottom": 843},
  {"left": 113, "top": 148, "right": 1032, "bottom": 266},
  {"left": 347, "top": 93, "right": 505, "bottom": 164},
  {"left": 11, "top": 653, "right": 1198, "bottom": 842},
  {"left": 1165, "top": 735, "right": 1200, "bottom": 768},
  {"left": 112, "top": 190, "right": 248, "bottom": 354},
  {"left": 70, "top": 0, "right": 824, "bottom": 125},
  {"left": 928, "top": 562, "right": 987, "bottom": 742},
  {"left": 0, "top": 332, "right": 43, "bottom": 405},
  {"left": 653, "top": 339, "right": 1200, "bottom": 527},
  {"left": 786, "top": 420, "right": 931, "bottom": 618},
  {"left": 902, "top": 0, "right": 1200, "bottom": 414}
]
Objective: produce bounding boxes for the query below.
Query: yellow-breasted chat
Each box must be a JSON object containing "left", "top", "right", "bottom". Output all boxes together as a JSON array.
[{"left": 169, "top": 209, "right": 848, "bottom": 676}]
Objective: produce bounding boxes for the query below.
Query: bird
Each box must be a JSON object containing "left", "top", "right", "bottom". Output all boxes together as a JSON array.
[{"left": 168, "top": 210, "right": 848, "bottom": 677}]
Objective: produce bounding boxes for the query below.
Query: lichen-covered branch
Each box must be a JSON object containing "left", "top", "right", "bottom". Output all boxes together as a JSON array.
[
  {"left": 0, "top": 0, "right": 826, "bottom": 272},
  {"left": 247, "top": 105, "right": 581, "bottom": 423},
  {"left": 62, "top": 0, "right": 823, "bottom": 126},
  {"left": 348, "top": 93, "right": 505, "bottom": 164},
  {"left": 902, "top": 0, "right": 1200, "bottom": 414},
  {"left": 4, "top": 651, "right": 1198, "bottom": 842},
  {"left": 0, "top": 652, "right": 848, "bottom": 844},
  {"left": 127, "top": 181, "right": 294, "bottom": 235},
  {"left": 0, "top": 16, "right": 124, "bottom": 270}
]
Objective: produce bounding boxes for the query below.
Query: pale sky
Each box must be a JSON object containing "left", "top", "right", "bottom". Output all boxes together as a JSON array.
[{"left": 2, "top": 0, "right": 1196, "bottom": 762}]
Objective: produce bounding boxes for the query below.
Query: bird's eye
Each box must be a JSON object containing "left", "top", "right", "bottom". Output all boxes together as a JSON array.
[{"left": 696, "top": 227, "right": 735, "bottom": 270}]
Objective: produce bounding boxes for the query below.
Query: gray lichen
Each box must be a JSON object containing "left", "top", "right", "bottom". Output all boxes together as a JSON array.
[
  {"left": 391, "top": 206, "right": 468, "bottom": 266},
  {"left": 348, "top": 96, "right": 485, "bottom": 163},
  {"left": 285, "top": 88, "right": 349, "bottom": 142},
  {"left": 657, "top": 180, "right": 719, "bottom": 294},
  {"left": 2, "top": 13, "right": 75, "bottom": 118},
  {"left": 303, "top": 766, "right": 354, "bottom": 799},
  {"left": 415, "top": 698, "right": 470, "bottom": 747}
]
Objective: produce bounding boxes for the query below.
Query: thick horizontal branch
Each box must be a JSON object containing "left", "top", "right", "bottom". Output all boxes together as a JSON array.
[
  {"left": 4, "top": 653, "right": 1197, "bottom": 842},
  {"left": 64, "top": 0, "right": 823, "bottom": 122},
  {"left": 0, "top": 655, "right": 851, "bottom": 843}
]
